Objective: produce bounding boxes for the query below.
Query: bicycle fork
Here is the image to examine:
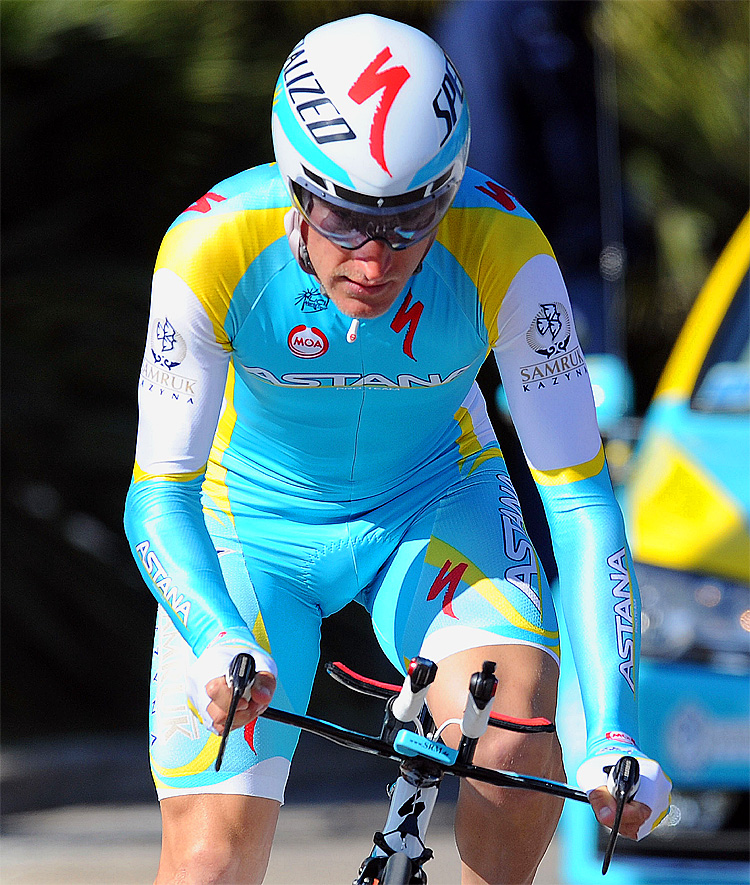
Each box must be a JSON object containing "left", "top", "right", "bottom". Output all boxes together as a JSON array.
[
  {"left": 355, "top": 759, "right": 441, "bottom": 885},
  {"left": 355, "top": 659, "right": 498, "bottom": 884}
]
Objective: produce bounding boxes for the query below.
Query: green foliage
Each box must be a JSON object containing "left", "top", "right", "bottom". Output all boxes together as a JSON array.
[{"left": 594, "top": 0, "right": 748, "bottom": 313}]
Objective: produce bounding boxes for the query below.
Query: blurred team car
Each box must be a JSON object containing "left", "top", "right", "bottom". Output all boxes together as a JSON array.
[{"left": 557, "top": 212, "right": 750, "bottom": 884}]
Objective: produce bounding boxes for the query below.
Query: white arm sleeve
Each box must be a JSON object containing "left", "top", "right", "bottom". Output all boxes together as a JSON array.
[
  {"left": 135, "top": 267, "right": 231, "bottom": 475},
  {"left": 492, "top": 254, "right": 602, "bottom": 470}
]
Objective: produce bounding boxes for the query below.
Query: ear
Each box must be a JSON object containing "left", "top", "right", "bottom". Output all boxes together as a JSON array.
[{"left": 283, "top": 209, "right": 316, "bottom": 276}]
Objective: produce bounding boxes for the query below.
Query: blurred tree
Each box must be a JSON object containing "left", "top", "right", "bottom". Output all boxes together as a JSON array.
[
  {"left": 0, "top": 0, "right": 438, "bottom": 741},
  {"left": 1, "top": 0, "right": 746, "bottom": 740},
  {"left": 593, "top": 0, "right": 749, "bottom": 402}
]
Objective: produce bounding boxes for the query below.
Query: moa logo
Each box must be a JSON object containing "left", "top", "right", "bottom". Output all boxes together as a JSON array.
[{"left": 288, "top": 324, "right": 329, "bottom": 358}]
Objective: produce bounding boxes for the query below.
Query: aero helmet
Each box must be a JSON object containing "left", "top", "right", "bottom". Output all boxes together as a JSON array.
[{"left": 273, "top": 14, "right": 470, "bottom": 258}]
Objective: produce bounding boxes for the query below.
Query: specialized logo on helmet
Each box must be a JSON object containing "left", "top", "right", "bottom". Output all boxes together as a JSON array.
[
  {"left": 348, "top": 47, "right": 410, "bottom": 176},
  {"left": 288, "top": 324, "right": 329, "bottom": 358},
  {"left": 526, "top": 303, "right": 571, "bottom": 358},
  {"left": 283, "top": 41, "right": 356, "bottom": 145},
  {"left": 433, "top": 57, "right": 464, "bottom": 146}
]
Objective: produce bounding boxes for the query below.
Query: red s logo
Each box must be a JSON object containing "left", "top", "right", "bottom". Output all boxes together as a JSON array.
[
  {"left": 427, "top": 559, "right": 467, "bottom": 620},
  {"left": 476, "top": 181, "right": 517, "bottom": 211},
  {"left": 348, "top": 48, "right": 410, "bottom": 176},
  {"left": 391, "top": 290, "right": 423, "bottom": 361},
  {"left": 185, "top": 191, "right": 226, "bottom": 214}
]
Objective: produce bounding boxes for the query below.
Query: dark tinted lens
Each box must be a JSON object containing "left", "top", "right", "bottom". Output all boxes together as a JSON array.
[{"left": 293, "top": 182, "right": 451, "bottom": 250}]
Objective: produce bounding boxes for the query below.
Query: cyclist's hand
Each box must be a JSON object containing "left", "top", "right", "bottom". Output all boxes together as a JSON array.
[
  {"left": 206, "top": 668, "right": 276, "bottom": 736},
  {"left": 577, "top": 740, "right": 672, "bottom": 841},
  {"left": 188, "top": 638, "right": 277, "bottom": 735},
  {"left": 587, "top": 786, "right": 651, "bottom": 840}
]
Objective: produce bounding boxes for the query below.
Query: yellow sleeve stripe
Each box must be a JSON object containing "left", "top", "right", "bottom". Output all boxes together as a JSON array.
[
  {"left": 529, "top": 443, "right": 606, "bottom": 487},
  {"left": 202, "top": 363, "right": 239, "bottom": 522},
  {"left": 132, "top": 462, "right": 206, "bottom": 484},
  {"left": 437, "top": 208, "right": 554, "bottom": 345},
  {"left": 454, "top": 405, "right": 505, "bottom": 475},
  {"left": 155, "top": 207, "right": 289, "bottom": 347}
]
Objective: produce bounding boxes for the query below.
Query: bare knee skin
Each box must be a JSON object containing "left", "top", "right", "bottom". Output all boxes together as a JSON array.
[
  {"left": 428, "top": 645, "right": 565, "bottom": 885},
  {"left": 157, "top": 794, "right": 280, "bottom": 884}
]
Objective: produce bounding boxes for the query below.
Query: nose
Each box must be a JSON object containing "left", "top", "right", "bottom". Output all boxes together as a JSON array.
[{"left": 351, "top": 238, "right": 393, "bottom": 279}]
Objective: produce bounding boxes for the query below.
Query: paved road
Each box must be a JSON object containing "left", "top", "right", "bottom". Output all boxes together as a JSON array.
[
  {"left": 1, "top": 800, "right": 563, "bottom": 885},
  {"left": 1, "top": 733, "right": 563, "bottom": 884}
]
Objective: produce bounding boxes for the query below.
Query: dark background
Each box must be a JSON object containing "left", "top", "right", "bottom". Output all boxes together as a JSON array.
[{"left": 2, "top": 0, "right": 747, "bottom": 746}]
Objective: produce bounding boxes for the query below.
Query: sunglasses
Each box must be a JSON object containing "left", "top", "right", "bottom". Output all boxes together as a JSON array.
[{"left": 292, "top": 182, "right": 454, "bottom": 251}]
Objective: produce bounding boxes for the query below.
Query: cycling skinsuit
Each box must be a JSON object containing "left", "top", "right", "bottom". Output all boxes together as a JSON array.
[{"left": 124, "top": 164, "right": 640, "bottom": 802}]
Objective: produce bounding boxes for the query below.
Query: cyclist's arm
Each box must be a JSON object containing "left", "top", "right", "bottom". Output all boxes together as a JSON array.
[
  {"left": 491, "top": 252, "right": 640, "bottom": 751},
  {"left": 491, "top": 250, "right": 671, "bottom": 838},
  {"left": 123, "top": 263, "right": 261, "bottom": 661}
]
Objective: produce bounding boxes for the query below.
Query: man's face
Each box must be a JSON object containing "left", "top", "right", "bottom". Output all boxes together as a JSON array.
[{"left": 302, "top": 222, "right": 433, "bottom": 320}]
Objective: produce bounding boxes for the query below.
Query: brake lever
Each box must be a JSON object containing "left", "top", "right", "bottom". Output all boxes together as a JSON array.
[
  {"left": 601, "top": 755, "right": 640, "bottom": 874},
  {"left": 215, "top": 653, "right": 256, "bottom": 772}
]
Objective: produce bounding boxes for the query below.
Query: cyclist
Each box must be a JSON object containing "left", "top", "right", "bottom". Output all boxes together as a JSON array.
[{"left": 124, "top": 14, "right": 670, "bottom": 884}]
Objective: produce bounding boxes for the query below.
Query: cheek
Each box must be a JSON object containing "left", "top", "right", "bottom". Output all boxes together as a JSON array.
[
  {"left": 303, "top": 227, "right": 346, "bottom": 278},
  {"left": 399, "top": 238, "right": 433, "bottom": 276}
]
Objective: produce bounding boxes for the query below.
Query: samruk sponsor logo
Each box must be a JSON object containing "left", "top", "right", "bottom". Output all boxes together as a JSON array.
[{"left": 519, "top": 346, "right": 587, "bottom": 389}]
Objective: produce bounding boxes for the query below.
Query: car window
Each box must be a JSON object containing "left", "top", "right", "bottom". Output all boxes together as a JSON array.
[{"left": 692, "top": 272, "right": 750, "bottom": 413}]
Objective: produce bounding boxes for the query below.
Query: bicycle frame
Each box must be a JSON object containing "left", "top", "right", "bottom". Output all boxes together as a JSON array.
[{"left": 257, "top": 659, "right": 589, "bottom": 884}]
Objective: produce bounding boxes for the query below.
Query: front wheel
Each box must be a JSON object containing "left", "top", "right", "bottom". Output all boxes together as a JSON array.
[{"left": 380, "top": 851, "right": 413, "bottom": 885}]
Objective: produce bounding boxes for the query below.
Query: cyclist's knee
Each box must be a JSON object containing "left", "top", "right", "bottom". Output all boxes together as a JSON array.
[
  {"left": 158, "top": 795, "right": 278, "bottom": 884},
  {"left": 166, "top": 835, "right": 243, "bottom": 884},
  {"left": 476, "top": 728, "right": 565, "bottom": 792}
]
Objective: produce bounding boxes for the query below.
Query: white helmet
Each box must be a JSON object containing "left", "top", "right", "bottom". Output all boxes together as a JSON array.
[{"left": 272, "top": 14, "right": 470, "bottom": 253}]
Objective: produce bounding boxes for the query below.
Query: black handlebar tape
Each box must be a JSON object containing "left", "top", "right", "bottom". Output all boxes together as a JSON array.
[
  {"left": 215, "top": 653, "right": 256, "bottom": 772},
  {"left": 601, "top": 756, "right": 640, "bottom": 874}
]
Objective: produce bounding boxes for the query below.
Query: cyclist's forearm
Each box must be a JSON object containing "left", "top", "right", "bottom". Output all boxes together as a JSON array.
[
  {"left": 124, "top": 474, "right": 255, "bottom": 657},
  {"left": 535, "top": 457, "right": 641, "bottom": 750}
]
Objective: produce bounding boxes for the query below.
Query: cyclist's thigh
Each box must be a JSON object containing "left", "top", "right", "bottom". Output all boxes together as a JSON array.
[
  {"left": 149, "top": 507, "right": 322, "bottom": 804},
  {"left": 368, "top": 457, "right": 560, "bottom": 672}
]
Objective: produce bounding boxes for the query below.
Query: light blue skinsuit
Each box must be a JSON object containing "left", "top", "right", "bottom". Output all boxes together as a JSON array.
[{"left": 124, "top": 163, "right": 640, "bottom": 802}]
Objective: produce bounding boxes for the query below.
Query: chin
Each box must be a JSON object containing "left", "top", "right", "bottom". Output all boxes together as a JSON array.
[
  {"left": 336, "top": 288, "right": 400, "bottom": 320},
  {"left": 343, "top": 302, "right": 390, "bottom": 321}
]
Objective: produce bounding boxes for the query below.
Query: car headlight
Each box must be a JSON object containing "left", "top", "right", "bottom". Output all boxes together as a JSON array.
[{"left": 636, "top": 562, "right": 750, "bottom": 668}]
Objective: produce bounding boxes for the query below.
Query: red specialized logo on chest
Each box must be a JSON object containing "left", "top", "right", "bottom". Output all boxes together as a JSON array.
[
  {"left": 288, "top": 325, "right": 329, "bottom": 358},
  {"left": 390, "top": 290, "right": 423, "bottom": 360}
]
